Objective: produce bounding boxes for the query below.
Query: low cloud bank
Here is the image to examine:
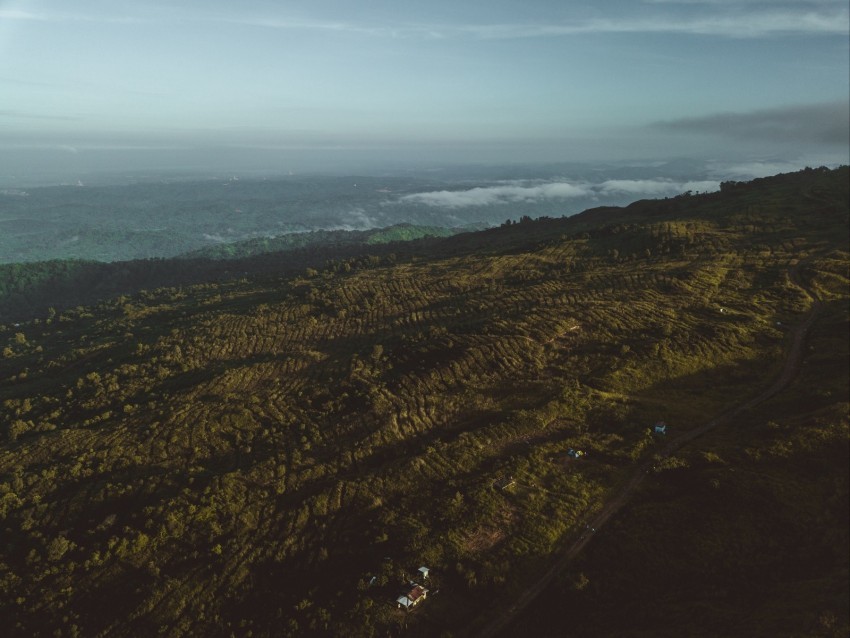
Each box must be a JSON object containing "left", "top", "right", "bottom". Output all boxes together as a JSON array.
[
  {"left": 599, "top": 179, "right": 719, "bottom": 195},
  {"left": 399, "top": 182, "right": 589, "bottom": 209},
  {"left": 345, "top": 207, "right": 379, "bottom": 229},
  {"left": 709, "top": 156, "right": 848, "bottom": 180},
  {"left": 400, "top": 179, "right": 719, "bottom": 208},
  {"left": 653, "top": 101, "right": 850, "bottom": 146}
]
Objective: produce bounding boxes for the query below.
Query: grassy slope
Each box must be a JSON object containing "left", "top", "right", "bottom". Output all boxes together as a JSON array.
[
  {"left": 0, "top": 226, "right": 470, "bottom": 323},
  {"left": 502, "top": 258, "right": 849, "bottom": 638},
  {"left": 0, "top": 167, "right": 846, "bottom": 637}
]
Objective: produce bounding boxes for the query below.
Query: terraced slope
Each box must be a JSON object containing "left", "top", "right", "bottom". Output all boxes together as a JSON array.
[{"left": 0, "top": 167, "right": 847, "bottom": 637}]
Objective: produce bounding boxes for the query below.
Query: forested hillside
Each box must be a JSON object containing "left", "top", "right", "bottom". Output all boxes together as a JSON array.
[
  {"left": 0, "top": 225, "right": 467, "bottom": 323},
  {"left": 0, "top": 167, "right": 847, "bottom": 637}
]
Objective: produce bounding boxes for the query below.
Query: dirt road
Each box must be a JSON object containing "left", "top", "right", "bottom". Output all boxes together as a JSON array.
[{"left": 476, "top": 265, "right": 822, "bottom": 638}]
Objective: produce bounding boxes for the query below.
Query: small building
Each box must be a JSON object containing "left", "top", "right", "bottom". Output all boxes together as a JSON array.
[
  {"left": 417, "top": 566, "right": 430, "bottom": 581},
  {"left": 494, "top": 476, "right": 516, "bottom": 490},
  {"left": 397, "top": 584, "right": 428, "bottom": 610},
  {"left": 653, "top": 422, "right": 667, "bottom": 435}
]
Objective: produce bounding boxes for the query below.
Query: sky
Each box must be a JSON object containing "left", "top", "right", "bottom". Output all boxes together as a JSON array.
[{"left": 0, "top": 0, "right": 848, "bottom": 178}]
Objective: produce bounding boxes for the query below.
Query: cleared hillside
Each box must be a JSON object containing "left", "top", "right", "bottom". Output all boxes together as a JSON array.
[{"left": 0, "top": 167, "right": 847, "bottom": 637}]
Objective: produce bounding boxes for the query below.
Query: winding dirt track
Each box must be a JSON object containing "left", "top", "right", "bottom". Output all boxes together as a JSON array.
[{"left": 477, "top": 265, "right": 822, "bottom": 638}]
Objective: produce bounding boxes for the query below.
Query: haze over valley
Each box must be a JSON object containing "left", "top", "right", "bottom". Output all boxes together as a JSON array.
[{"left": 0, "top": 158, "right": 789, "bottom": 264}]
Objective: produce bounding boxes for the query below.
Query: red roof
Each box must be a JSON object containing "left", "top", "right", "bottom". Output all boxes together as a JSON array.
[{"left": 408, "top": 585, "right": 426, "bottom": 601}]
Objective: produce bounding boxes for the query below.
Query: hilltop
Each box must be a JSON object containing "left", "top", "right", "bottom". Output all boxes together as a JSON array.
[{"left": 0, "top": 167, "right": 847, "bottom": 637}]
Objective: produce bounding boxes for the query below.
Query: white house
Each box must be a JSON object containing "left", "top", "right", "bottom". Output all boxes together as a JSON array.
[{"left": 397, "top": 584, "right": 428, "bottom": 610}]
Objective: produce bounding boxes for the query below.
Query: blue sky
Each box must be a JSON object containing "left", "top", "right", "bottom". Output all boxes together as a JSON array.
[{"left": 0, "top": 0, "right": 848, "bottom": 173}]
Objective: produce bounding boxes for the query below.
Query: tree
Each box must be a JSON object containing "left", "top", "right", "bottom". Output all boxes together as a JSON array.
[{"left": 47, "top": 535, "right": 75, "bottom": 562}]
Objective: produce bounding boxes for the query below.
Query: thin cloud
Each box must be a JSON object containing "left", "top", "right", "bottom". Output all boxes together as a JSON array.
[
  {"left": 708, "top": 155, "right": 848, "bottom": 179},
  {"left": 220, "top": 16, "right": 389, "bottom": 37},
  {"left": 0, "top": 8, "right": 142, "bottom": 24},
  {"left": 9, "top": 5, "right": 844, "bottom": 38},
  {"left": 711, "top": 160, "right": 806, "bottom": 179},
  {"left": 653, "top": 101, "right": 850, "bottom": 145},
  {"left": 0, "top": 109, "right": 80, "bottom": 121},
  {"left": 599, "top": 179, "right": 719, "bottom": 195},
  {"left": 454, "top": 11, "right": 848, "bottom": 38},
  {"left": 399, "top": 183, "right": 590, "bottom": 208},
  {"left": 0, "top": 9, "right": 45, "bottom": 20},
  {"left": 213, "top": 7, "right": 848, "bottom": 39},
  {"left": 401, "top": 178, "right": 721, "bottom": 208},
  {"left": 5, "top": 3, "right": 846, "bottom": 37},
  {"left": 345, "top": 207, "right": 379, "bottom": 229}
]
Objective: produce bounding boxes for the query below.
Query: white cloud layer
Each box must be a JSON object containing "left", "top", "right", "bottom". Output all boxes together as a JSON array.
[
  {"left": 400, "top": 179, "right": 720, "bottom": 208},
  {"left": 599, "top": 179, "right": 719, "bottom": 195},
  {"left": 399, "top": 182, "right": 590, "bottom": 208}
]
